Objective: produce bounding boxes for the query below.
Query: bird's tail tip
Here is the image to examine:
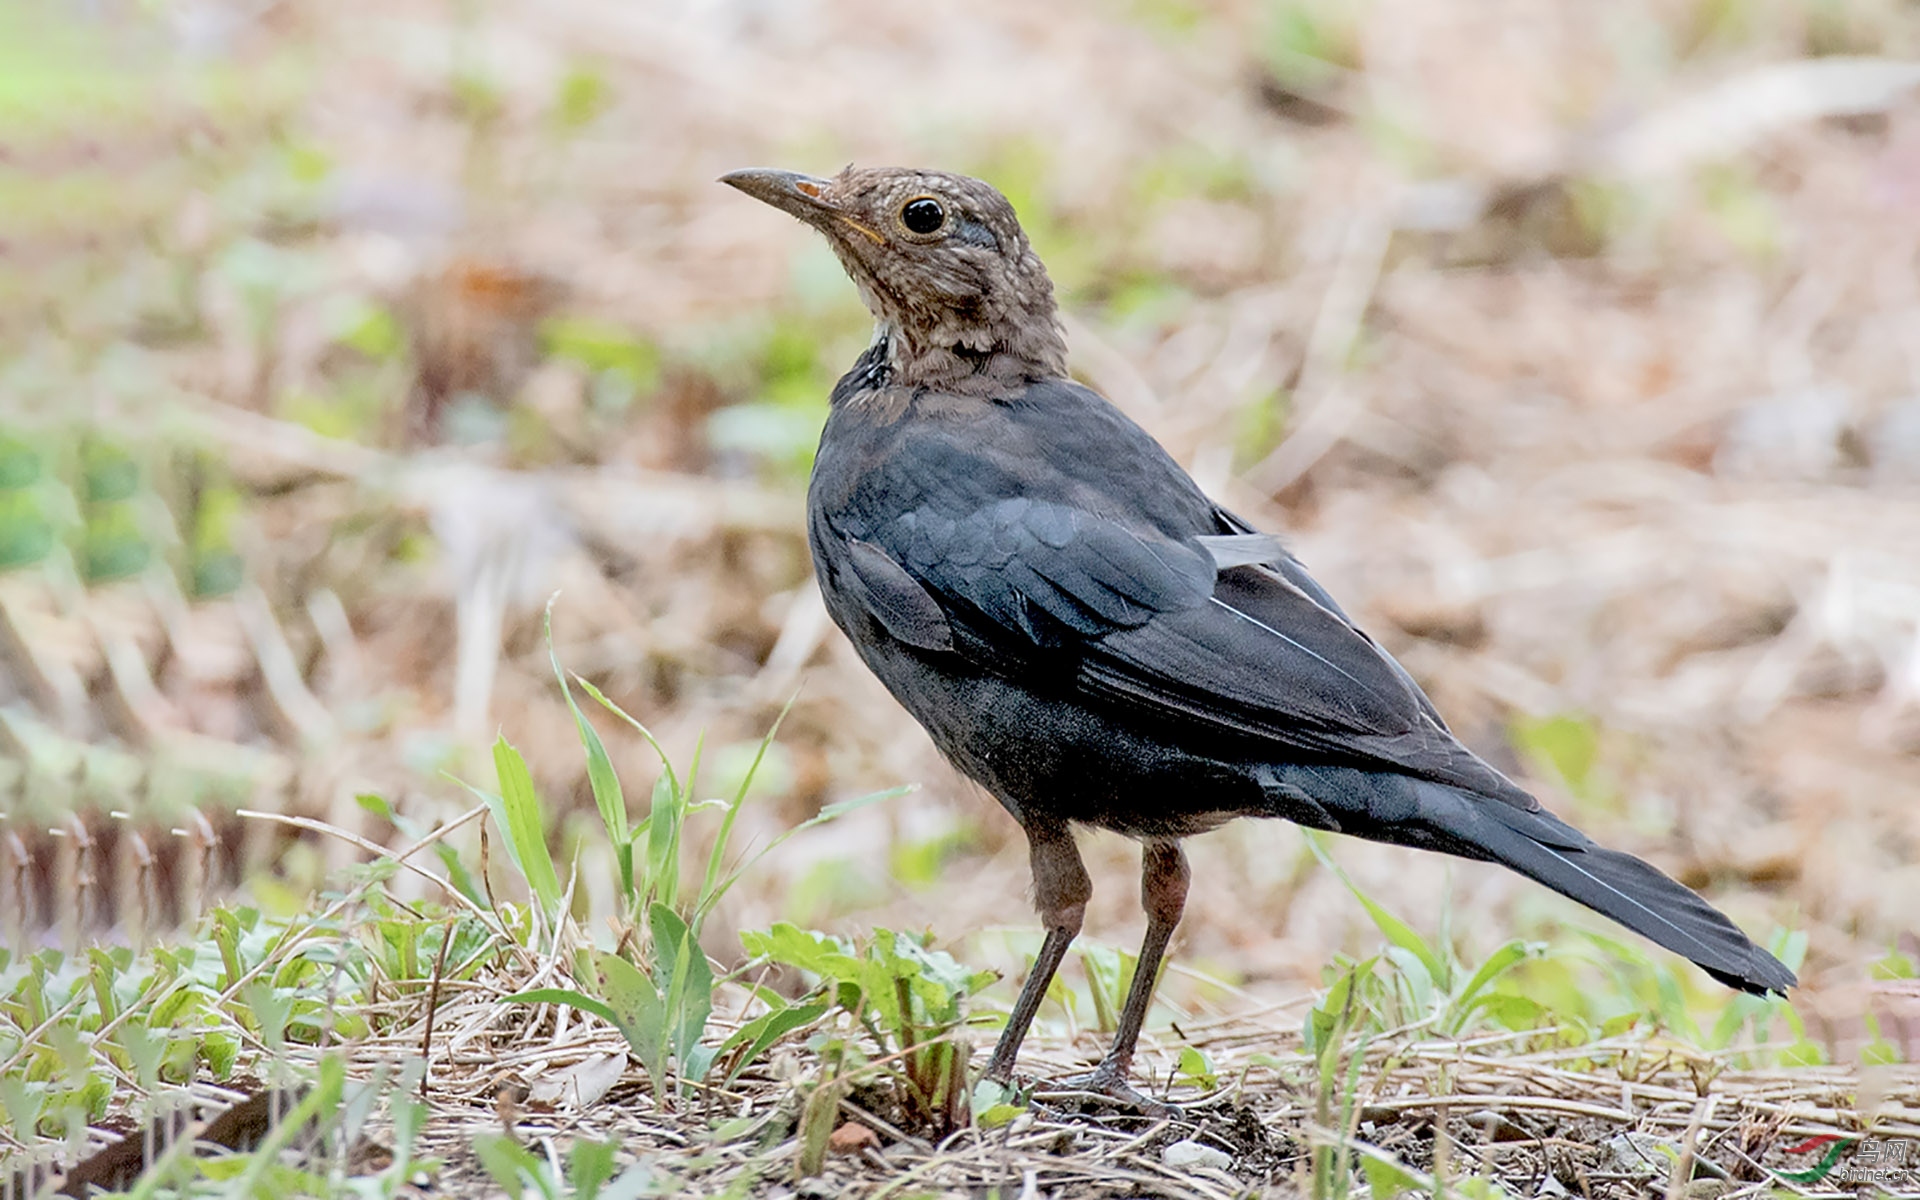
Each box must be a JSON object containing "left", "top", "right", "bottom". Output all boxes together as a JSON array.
[
  {"left": 1704, "top": 956, "right": 1797, "bottom": 997},
  {"left": 1411, "top": 779, "right": 1801, "bottom": 999}
]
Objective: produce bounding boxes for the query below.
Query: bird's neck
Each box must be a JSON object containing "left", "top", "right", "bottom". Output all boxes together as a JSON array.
[{"left": 874, "top": 314, "right": 1069, "bottom": 396}]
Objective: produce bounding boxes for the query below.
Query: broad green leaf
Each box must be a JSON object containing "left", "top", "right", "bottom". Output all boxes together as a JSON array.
[
  {"left": 892, "top": 936, "right": 992, "bottom": 1027},
  {"left": 243, "top": 982, "right": 294, "bottom": 1051},
  {"left": 1474, "top": 993, "right": 1548, "bottom": 1031},
  {"left": 1359, "top": 1145, "right": 1430, "bottom": 1200},
  {"left": 1445, "top": 940, "right": 1537, "bottom": 1035},
  {"left": 202, "top": 1033, "right": 238, "bottom": 1078},
  {"left": 116, "top": 1024, "right": 165, "bottom": 1087},
  {"left": 597, "top": 952, "right": 668, "bottom": 1095},
  {"left": 739, "top": 923, "right": 863, "bottom": 985},
  {"left": 473, "top": 1132, "right": 542, "bottom": 1200},
  {"left": 683, "top": 1043, "right": 718, "bottom": 1085},
  {"left": 569, "top": 1138, "right": 619, "bottom": 1200},
  {"left": 1176, "top": 1046, "right": 1217, "bottom": 1089},
  {"left": 975, "top": 1102, "right": 1024, "bottom": 1128},
  {"left": 0, "top": 1074, "right": 44, "bottom": 1139},
  {"left": 84, "top": 949, "right": 120, "bottom": 1026},
  {"left": 648, "top": 903, "right": 713, "bottom": 1075},
  {"left": 716, "top": 1002, "right": 828, "bottom": 1086}
]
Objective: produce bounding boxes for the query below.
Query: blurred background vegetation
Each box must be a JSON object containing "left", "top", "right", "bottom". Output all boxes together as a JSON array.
[{"left": 2, "top": 0, "right": 1917, "bottom": 1062}]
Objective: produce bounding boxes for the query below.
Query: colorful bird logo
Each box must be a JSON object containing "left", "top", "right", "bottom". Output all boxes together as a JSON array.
[{"left": 1774, "top": 1134, "right": 1859, "bottom": 1184}]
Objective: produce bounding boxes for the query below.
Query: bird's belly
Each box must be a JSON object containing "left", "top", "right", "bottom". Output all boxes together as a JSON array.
[{"left": 823, "top": 591, "right": 1262, "bottom": 839}]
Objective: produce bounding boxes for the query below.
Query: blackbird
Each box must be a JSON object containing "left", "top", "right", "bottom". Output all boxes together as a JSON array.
[{"left": 722, "top": 165, "right": 1796, "bottom": 1107}]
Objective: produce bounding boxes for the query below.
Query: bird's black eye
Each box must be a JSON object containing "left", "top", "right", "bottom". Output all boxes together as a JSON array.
[{"left": 900, "top": 196, "right": 946, "bottom": 235}]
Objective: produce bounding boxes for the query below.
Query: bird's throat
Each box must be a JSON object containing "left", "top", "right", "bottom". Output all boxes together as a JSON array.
[{"left": 873, "top": 316, "right": 1069, "bottom": 395}]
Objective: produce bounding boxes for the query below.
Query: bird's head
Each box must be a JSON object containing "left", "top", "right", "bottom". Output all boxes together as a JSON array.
[{"left": 721, "top": 166, "right": 1067, "bottom": 388}]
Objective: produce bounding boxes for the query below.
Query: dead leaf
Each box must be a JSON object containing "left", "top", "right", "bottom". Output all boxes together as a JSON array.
[{"left": 827, "top": 1122, "right": 879, "bottom": 1155}]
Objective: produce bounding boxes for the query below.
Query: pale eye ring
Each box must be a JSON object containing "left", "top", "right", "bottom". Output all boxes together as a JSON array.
[{"left": 900, "top": 196, "right": 946, "bottom": 235}]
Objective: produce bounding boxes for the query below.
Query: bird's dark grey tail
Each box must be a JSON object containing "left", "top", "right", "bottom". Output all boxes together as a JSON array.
[
  {"left": 1446, "top": 807, "right": 1797, "bottom": 995},
  {"left": 1266, "top": 765, "right": 1797, "bottom": 995}
]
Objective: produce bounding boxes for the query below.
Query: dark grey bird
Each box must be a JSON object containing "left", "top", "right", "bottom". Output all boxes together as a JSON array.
[{"left": 721, "top": 164, "right": 1795, "bottom": 1109}]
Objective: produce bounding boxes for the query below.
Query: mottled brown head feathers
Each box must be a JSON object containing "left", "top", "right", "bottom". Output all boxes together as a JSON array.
[{"left": 721, "top": 166, "right": 1067, "bottom": 393}]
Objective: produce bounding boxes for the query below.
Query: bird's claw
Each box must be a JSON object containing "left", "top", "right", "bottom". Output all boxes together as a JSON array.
[{"left": 1032, "top": 1066, "right": 1183, "bottom": 1120}]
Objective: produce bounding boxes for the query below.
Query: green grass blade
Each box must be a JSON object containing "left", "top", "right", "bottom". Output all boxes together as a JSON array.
[
  {"left": 701, "top": 785, "right": 912, "bottom": 921},
  {"left": 574, "top": 674, "right": 679, "bottom": 800},
  {"left": 492, "top": 737, "right": 562, "bottom": 913},
  {"left": 645, "top": 770, "right": 682, "bottom": 913},
  {"left": 1306, "top": 831, "right": 1448, "bottom": 990},
  {"left": 360, "top": 791, "right": 486, "bottom": 905},
  {"left": 546, "top": 604, "right": 633, "bottom": 899},
  {"left": 697, "top": 696, "right": 798, "bottom": 924},
  {"left": 1448, "top": 940, "right": 1535, "bottom": 1033},
  {"left": 503, "top": 987, "right": 621, "bottom": 1028},
  {"left": 219, "top": 1059, "right": 340, "bottom": 1200},
  {"left": 683, "top": 730, "right": 705, "bottom": 817}
]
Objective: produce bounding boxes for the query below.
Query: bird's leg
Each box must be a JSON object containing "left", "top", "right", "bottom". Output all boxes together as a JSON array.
[
  {"left": 1105, "top": 839, "right": 1190, "bottom": 1080},
  {"left": 1044, "top": 839, "right": 1189, "bottom": 1115},
  {"left": 982, "top": 819, "right": 1091, "bottom": 1085}
]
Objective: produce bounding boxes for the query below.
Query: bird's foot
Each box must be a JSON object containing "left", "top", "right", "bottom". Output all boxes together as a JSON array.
[{"left": 1032, "top": 1065, "right": 1182, "bottom": 1120}]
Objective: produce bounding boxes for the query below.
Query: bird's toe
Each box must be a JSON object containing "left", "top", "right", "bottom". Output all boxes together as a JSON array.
[{"left": 1033, "top": 1067, "right": 1183, "bottom": 1121}]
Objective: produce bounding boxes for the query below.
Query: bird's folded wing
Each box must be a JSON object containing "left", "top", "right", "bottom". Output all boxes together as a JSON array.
[
  {"left": 879, "top": 496, "right": 1217, "bottom": 641},
  {"left": 1081, "top": 562, "right": 1536, "bottom": 803},
  {"left": 1080, "top": 562, "right": 1426, "bottom": 747},
  {"left": 885, "top": 495, "right": 1424, "bottom": 742},
  {"left": 857, "top": 498, "right": 1532, "bottom": 804},
  {"left": 1209, "top": 507, "right": 1455, "bottom": 735}
]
